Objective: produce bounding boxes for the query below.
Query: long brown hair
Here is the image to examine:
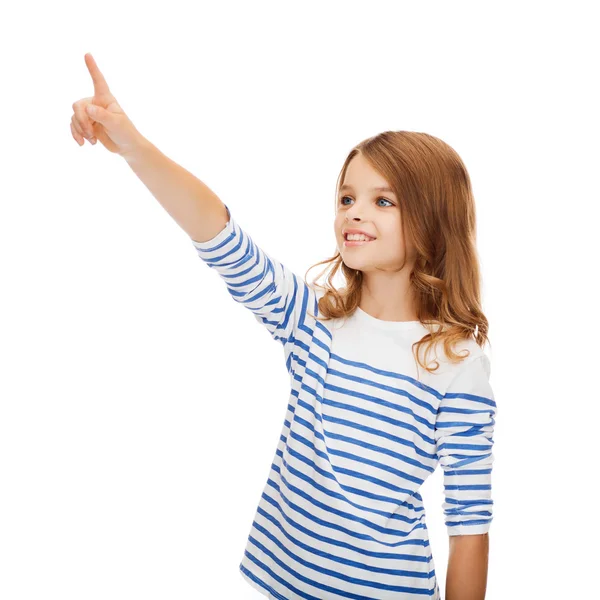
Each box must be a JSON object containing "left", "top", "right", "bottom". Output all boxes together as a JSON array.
[{"left": 304, "top": 130, "right": 491, "bottom": 375}]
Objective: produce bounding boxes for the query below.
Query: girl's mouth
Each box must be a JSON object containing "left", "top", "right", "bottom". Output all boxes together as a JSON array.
[{"left": 344, "top": 238, "right": 376, "bottom": 247}]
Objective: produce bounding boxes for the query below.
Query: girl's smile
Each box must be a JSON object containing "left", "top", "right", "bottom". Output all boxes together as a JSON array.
[{"left": 343, "top": 238, "right": 377, "bottom": 247}]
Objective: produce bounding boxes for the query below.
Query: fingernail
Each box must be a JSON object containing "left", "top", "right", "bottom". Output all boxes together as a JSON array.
[{"left": 90, "top": 138, "right": 96, "bottom": 144}]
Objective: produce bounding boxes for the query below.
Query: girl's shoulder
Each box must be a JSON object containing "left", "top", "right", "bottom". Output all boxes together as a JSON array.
[{"left": 418, "top": 335, "right": 490, "bottom": 389}]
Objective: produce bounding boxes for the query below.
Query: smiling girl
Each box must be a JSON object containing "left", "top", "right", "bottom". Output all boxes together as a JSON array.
[{"left": 72, "top": 52, "right": 496, "bottom": 600}]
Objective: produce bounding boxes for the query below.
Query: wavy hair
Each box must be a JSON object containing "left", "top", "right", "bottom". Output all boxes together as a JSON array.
[{"left": 304, "top": 130, "right": 491, "bottom": 375}]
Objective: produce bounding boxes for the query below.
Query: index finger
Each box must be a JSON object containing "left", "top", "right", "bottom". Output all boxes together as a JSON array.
[{"left": 84, "top": 53, "right": 111, "bottom": 96}]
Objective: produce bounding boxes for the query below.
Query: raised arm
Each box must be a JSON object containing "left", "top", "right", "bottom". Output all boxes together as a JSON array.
[
  {"left": 120, "top": 134, "right": 310, "bottom": 357},
  {"left": 71, "top": 53, "right": 316, "bottom": 369}
]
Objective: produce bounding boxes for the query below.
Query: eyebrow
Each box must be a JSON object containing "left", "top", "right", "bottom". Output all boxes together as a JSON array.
[{"left": 339, "top": 184, "right": 395, "bottom": 194}]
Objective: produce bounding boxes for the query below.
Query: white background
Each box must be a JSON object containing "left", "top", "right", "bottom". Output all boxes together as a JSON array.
[{"left": 2, "top": 1, "right": 598, "bottom": 599}]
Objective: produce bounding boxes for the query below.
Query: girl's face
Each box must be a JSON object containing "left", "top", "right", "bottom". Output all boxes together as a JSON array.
[{"left": 334, "top": 154, "right": 415, "bottom": 274}]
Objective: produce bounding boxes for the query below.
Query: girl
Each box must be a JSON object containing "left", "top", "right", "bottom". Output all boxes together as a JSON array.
[{"left": 72, "top": 52, "right": 496, "bottom": 600}]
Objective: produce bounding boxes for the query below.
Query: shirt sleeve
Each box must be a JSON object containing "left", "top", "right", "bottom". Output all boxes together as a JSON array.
[
  {"left": 190, "top": 204, "right": 313, "bottom": 373},
  {"left": 434, "top": 353, "right": 497, "bottom": 536}
]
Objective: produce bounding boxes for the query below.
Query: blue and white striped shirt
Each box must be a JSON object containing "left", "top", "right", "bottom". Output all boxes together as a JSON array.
[{"left": 192, "top": 205, "right": 497, "bottom": 600}]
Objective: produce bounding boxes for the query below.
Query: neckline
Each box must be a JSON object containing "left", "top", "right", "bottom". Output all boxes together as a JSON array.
[{"left": 354, "top": 306, "right": 423, "bottom": 330}]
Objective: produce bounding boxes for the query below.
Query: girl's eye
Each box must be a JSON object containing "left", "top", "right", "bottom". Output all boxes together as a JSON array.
[{"left": 339, "top": 196, "right": 394, "bottom": 207}]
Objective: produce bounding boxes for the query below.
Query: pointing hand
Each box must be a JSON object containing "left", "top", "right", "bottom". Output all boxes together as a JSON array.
[{"left": 70, "top": 53, "right": 145, "bottom": 157}]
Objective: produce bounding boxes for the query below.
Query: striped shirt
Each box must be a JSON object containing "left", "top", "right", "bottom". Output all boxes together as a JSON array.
[{"left": 192, "top": 205, "right": 497, "bottom": 600}]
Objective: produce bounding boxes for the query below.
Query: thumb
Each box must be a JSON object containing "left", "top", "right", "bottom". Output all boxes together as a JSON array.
[{"left": 86, "top": 103, "right": 111, "bottom": 124}]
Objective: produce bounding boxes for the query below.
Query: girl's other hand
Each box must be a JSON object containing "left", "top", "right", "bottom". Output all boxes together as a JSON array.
[{"left": 70, "top": 53, "right": 146, "bottom": 158}]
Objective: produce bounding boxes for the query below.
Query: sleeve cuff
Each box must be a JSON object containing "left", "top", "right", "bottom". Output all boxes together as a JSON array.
[
  {"left": 447, "top": 520, "right": 492, "bottom": 536},
  {"left": 190, "top": 204, "right": 233, "bottom": 249}
]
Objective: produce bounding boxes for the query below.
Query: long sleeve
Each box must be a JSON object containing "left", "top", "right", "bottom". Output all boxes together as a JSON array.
[
  {"left": 191, "top": 204, "right": 313, "bottom": 373},
  {"left": 434, "top": 353, "right": 497, "bottom": 536}
]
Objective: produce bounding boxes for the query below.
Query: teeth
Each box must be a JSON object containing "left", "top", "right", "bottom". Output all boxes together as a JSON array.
[{"left": 346, "top": 233, "right": 374, "bottom": 241}]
